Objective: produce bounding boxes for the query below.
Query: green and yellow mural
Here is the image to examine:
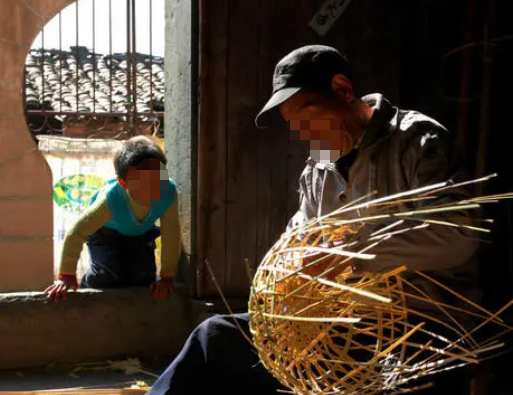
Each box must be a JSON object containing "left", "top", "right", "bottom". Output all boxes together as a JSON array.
[{"left": 53, "top": 174, "right": 106, "bottom": 212}]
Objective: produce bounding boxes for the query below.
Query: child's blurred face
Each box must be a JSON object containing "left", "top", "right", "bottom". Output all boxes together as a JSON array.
[{"left": 120, "top": 159, "right": 168, "bottom": 207}]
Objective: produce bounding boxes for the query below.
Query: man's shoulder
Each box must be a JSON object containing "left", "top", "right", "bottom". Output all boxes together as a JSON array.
[
  {"left": 389, "top": 108, "right": 454, "bottom": 151},
  {"left": 396, "top": 108, "right": 448, "bottom": 134},
  {"left": 362, "top": 94, "right": 451, "bottom": 145}
]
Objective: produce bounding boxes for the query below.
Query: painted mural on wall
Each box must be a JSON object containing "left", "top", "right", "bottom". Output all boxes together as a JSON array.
[
  {"left": 38, "top": 137, "right": 122, "bottom": 280},
  {"left": 53, "top": 174, "right": 106, "bottom": 212}
]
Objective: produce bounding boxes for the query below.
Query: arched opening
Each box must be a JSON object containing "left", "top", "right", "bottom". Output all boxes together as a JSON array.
[{"left": 25, "top": 0, "right": 166, "bottom": 282}]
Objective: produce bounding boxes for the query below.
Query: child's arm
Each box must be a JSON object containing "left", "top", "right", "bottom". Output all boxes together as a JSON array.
[
  {"left": 58, "top": 192, "right": 112, "bottom": 280},
  {"left": 159, "top": 194, "right": 182, "bottom": 279}
]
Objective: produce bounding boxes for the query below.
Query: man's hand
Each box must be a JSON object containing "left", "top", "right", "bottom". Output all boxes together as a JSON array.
[
  {"left": 151, "top": 278, "right": 174, "bottom": 301},
  {"left": 45, "top": 277, "right": 78, "bottom": 302},
  {"left": 300, "top": 252, "right": 353, "bottom": 281}
]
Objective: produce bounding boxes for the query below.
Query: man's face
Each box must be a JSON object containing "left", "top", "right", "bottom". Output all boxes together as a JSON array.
[
  {"left": 279, "top": 91, "right": 362, "bottom": 164},
  {"left": 123, "top": 160, "right": 169, "bottom": 207}
]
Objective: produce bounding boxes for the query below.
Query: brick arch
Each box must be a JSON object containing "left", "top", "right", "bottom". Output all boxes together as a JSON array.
[{"left": 0, "top": 0, "right": 75, "bottom": 291}]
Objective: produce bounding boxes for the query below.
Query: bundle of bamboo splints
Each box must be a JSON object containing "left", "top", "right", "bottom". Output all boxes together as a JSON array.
[{"left": 243, "top": 174, "right": 513, "bottom": 395}]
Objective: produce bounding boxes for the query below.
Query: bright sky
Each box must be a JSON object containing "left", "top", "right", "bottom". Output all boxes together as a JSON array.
[{"left": 31, "top": 0, "right": 165, "bottom": 57}]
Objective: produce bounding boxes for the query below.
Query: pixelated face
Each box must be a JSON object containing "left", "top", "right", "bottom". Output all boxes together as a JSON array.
[
  {"left": 279, "top": 91, "right": 362, "bottom": 164},
  {"left": 122, "top": 159, "right": 169, "bottom": 207}
]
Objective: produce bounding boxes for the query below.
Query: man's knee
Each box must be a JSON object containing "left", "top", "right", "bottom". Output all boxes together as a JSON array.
[
  {"left": 193, "top": 313, "right": 250, "bottom": 348},
  {"left": 197, "top": 314, "right": 242, "bottom": 333}
]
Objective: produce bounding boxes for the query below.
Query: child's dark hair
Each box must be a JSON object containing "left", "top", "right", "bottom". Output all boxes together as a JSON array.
[{"left": 114, "top": 136, "right": 167, "bottom": 178}]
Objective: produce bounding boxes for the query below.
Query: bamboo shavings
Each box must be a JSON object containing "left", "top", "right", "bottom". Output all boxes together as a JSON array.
[{"left": 71, "top": 359, "right": 159, "bottom": 379}]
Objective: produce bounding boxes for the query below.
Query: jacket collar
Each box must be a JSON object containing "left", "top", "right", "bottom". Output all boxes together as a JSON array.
[{"left": 359, "top": 93, "right": 397, "bottom": 151}]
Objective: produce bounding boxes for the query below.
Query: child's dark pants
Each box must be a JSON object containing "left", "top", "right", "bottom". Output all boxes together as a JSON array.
[{"left": 80, "top": 226, "right": 160, "bottom": 289}]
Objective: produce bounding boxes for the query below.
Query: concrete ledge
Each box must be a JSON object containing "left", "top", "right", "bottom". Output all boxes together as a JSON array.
[{"left": 0, "top": 287, "right": 202, "bottom": 371}]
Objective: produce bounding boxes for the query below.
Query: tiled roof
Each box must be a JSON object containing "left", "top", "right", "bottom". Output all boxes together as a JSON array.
[{"left": 25, "top": 46, "right": 165, "bottom": 114}]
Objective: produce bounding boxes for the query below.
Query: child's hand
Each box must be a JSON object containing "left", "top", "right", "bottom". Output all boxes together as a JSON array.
[
  {"left": 151, "top": 278, "right": 174, "bottom": 301},
  {"left": 45, "top": 277, "right": 78, "bottom": 302}
]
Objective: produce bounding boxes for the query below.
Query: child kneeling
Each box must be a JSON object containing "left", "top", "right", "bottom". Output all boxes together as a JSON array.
[{"left": 45, "top": 136, "right": 182, "bottom": 301}]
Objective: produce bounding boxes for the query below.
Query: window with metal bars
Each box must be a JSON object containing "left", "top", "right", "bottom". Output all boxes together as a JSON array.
[{"left": 24, "top": 0, "right": 165, "bottom": 140}]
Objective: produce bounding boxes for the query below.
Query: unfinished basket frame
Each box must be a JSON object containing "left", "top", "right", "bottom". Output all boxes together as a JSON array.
[{"left": 247, "top": 174, "right": 513, "bottom": 395}]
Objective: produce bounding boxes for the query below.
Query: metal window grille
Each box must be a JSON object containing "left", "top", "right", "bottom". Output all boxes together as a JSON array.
[{"left": 24, "top": 0, "right": 164, "bottom": 140}]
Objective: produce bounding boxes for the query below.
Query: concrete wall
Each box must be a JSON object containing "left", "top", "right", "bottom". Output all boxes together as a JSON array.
[
  {"left": 164, "top": 0, "right": 198, "bottom": 295},
  {"left": 0, "top": 287, "right": 201, "bottom": 371},
  {"left": 0, "top": 0, "right": 76, "bottom": 292}
]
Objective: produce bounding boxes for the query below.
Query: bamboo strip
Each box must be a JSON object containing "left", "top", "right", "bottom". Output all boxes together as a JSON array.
[{"left": 0, "top": 390, "right": 148, "bottom": 395}]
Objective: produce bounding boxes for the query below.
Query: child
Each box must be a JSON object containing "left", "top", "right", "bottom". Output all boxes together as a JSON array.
[{"left": 45, "top": 136, "right": 182, "bottom": 301}]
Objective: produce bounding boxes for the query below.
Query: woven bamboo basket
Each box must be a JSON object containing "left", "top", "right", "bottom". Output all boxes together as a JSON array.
[{"left": 247, "top": 175, "right": 513, "bottom": 395}]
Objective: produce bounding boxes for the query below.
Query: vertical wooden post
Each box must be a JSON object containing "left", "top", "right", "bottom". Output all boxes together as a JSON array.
[
  {"left": 476, "top": 0, "right": 495, "bottom": 190},
  {"left": 197, "top": 0, "right": 229, "bottom": 297}
]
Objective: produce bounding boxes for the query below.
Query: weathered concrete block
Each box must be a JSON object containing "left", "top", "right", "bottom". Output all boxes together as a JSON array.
[{"left": 0, "top": 287, "right": 201, "bottom": 371}]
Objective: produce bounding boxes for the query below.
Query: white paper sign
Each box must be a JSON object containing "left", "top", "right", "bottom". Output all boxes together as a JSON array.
[{"left": 309, "top": 0, "right": 355, "bottom": 36}]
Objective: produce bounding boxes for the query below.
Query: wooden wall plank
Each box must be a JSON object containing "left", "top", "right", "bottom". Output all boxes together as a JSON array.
[
  {"left": 197, "top": 0, "right": 229, "bottom": 297},
  {"left": 197, "top": 0, "right": 405, "bottom": 298},
  {"left": 319, "top": 0, "right": 402, "bottom": 103},
  {"left": 224, "top": 0, "right": 262, "bottom": 296},
  {"left": 255, "top": 0, "right": 300, "bottom": 271},
  {"left": 284, "top": 0, "right": 323, "bottom": 223}
]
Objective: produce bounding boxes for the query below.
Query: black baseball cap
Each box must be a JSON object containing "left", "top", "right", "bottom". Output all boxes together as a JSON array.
[{"left": 255, "top": 45, "right": 351, "bottom": 129}]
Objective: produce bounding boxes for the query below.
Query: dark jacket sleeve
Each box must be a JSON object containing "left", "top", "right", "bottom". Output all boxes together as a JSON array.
[{"left": 356, "top": 125, "right": 480, "bottom": 273}]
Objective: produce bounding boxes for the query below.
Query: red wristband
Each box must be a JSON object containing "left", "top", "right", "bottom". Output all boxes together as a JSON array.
[{"left": 58, "top": 273, "right": 78, "bottom": 283}]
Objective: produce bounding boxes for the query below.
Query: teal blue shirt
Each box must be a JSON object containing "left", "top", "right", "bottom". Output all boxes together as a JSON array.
[{"left": 93, "top": 178, "right": 176, "bottom": 236}]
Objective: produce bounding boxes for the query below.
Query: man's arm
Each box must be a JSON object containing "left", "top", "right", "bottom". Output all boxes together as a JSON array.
[{"left": 356, "top": 126, "right": 479, "bottom": 273}]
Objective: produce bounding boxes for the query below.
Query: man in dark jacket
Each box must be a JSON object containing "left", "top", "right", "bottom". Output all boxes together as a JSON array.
[{"left": 147, "top": 45, "right": 480, "bottom": 395}]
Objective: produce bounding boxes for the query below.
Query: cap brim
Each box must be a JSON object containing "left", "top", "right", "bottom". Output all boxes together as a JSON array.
[{"left": 255, "top": 87, "right": 302, "bottom": 129}]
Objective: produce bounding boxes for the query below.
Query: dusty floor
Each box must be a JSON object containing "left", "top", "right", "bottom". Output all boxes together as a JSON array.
[{"left": 0, "top": 358, "right": 170, "bottom": 391}]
